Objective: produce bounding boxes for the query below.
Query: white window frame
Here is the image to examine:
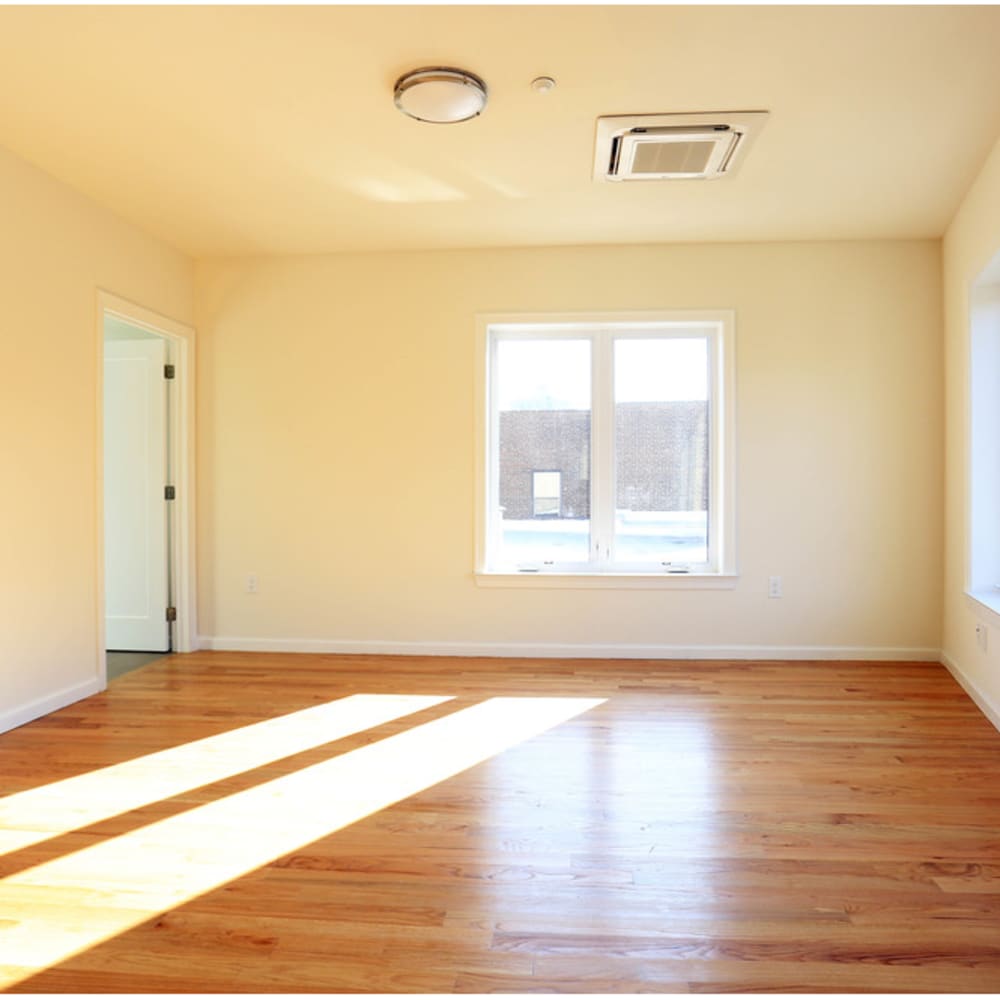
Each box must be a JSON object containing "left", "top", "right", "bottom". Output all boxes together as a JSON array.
[{"left": 474, "top": 311, "right": 738, "bottom": 589}]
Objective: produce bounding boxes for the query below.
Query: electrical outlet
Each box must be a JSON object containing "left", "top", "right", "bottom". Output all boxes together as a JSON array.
[
  {"left": 768, "top": 575, "right": 783, "bottom": 599},
  {"left": 976, "top": 622, "right": 988, "bottom": 652},
  {"left": 246, "top": 574, "right": 258, "bottom": 594}
]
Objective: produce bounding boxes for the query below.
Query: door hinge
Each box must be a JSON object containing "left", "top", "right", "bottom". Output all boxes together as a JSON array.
[
  {"left": 164, "top": 485, "right": 176, "bottom": 501},
  {"left": 164, "top": 364, "right": 176, "bottom": 380},
  {"left": 166, "top": 606, "right": 177, "bottom": 623}
]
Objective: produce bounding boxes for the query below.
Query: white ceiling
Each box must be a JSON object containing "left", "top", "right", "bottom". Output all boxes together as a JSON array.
[{"left": 1, "top": 5, "right": 999, "bottom": 257}]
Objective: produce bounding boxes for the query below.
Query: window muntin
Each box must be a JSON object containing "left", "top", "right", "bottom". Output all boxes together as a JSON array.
[{"left": 484, "top": 317, "right": 731, "bottom": 576}]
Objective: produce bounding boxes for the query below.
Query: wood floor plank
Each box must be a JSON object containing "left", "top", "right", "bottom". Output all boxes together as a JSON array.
[{"left": 1, "top": 653, "right": 999, "bottom": 992}]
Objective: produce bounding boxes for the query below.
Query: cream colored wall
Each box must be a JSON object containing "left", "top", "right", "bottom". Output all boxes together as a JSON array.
[
  {"left": 943, "top": 137, "right": 1000, "bottom": 723},
  {"left": 0, "top": 144, "right": 193, "bottom": 732},
  {"left": 196, "top": 240, "right": 942, "bottom": 656}
]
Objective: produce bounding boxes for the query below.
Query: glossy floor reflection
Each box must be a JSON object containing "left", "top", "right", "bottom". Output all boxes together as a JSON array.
[
  {"left": 0, "top": 693, "right": 449, "bottom": 856},
  {"left": 0, "top": 695, "right": 601, "bottom": 989},
  {"left": 2, "top": 653, "right": 1000, "bottom": 993}
]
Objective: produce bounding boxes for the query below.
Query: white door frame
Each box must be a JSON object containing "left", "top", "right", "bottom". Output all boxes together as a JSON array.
[{"left": 96, "top": 290, "right": 197, "bottom": 680}]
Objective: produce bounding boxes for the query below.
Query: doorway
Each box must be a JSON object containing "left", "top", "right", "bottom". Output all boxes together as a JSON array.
[
  {"left": 97, "top": 292, "right": 196, "bottom": 686},
  {"left": 103, "top": 320, "right": 171, "bottom": 674}
]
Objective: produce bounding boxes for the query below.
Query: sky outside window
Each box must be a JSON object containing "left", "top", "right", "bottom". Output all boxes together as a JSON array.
[{"left": 498, "top": 335, "right": 707, "bottom": 409}]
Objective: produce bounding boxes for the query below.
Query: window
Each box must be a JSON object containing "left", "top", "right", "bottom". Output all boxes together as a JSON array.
[
  {"left": 968, "top": 248, "right": 1000, "bottom": 622},
  {"left": 532, "top": 471, "right": 562, "bottom": 517},
  {"left": 477, "top": 313, "right": 736, "bottom": 583}
]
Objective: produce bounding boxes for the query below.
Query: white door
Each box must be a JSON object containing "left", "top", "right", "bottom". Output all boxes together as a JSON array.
[{"left": 104, "top": 339, "right": 170, "bottom": 651}]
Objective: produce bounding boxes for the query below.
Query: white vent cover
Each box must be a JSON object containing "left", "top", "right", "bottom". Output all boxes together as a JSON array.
[{"left": 594, "top": 111, "right": 768, "bottom": 181}]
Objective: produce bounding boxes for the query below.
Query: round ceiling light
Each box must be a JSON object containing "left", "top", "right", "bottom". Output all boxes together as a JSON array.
[{"left": 393, "top": 67, "right": 488, "bottom": 124}]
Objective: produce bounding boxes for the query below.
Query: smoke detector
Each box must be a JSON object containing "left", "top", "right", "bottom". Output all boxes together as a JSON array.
[{"left": 594, "top": 111, "right": 768, "bottom": 181}]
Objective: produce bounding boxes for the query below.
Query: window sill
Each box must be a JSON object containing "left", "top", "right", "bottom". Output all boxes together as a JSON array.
[
  {"left": 475, "top": 572, "right": 739, "bottom": 590},
  {"left": 965, "top": 588, "right": 1000, "bottom": 629}
]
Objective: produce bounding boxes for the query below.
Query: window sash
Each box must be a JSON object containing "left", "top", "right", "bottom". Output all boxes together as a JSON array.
[{"left": 485, "top": 320, "right": 727, "bottom": 575}]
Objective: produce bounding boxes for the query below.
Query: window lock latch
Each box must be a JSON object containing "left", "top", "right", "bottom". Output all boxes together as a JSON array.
[{"left": 662, "top": 562, "right": 690, "bottom": 574}]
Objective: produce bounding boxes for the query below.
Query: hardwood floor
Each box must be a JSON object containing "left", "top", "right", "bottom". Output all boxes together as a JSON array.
[{"left": 2, "top": 653, "right": 1000, "bottom": 993}]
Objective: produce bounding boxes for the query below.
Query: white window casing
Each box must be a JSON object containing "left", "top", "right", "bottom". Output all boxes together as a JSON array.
[{"left": 474, "top": 311, "right": 738, "bottom": 589}]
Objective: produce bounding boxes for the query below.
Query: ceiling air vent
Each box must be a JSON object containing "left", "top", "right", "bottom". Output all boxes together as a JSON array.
[{"left": 594, "top": 111, "right": 768, "bottom": 182}]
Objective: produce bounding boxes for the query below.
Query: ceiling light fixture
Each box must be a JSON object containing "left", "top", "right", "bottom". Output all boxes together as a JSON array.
[{"left": 393, "top": 67, "right": 488, "bottom": 124}]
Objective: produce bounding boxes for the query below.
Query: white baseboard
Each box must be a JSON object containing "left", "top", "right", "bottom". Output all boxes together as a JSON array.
[
  {"left": 940, "top": 651, "right": 1000, "bottom": 734},
  {"left": 0, "top": 677, "right": 103, "bottom": 735},
  {"left": 199, "top": 635, "right": 940, "bottom": 662}
]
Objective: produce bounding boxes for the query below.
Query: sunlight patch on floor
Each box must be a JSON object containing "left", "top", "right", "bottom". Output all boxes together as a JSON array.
[
  {"left": 0, "top": 693, "right": 449, "bottom": 856},
  {"left": 0, "top": 696, "right": 603, "bottom": 988}
]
